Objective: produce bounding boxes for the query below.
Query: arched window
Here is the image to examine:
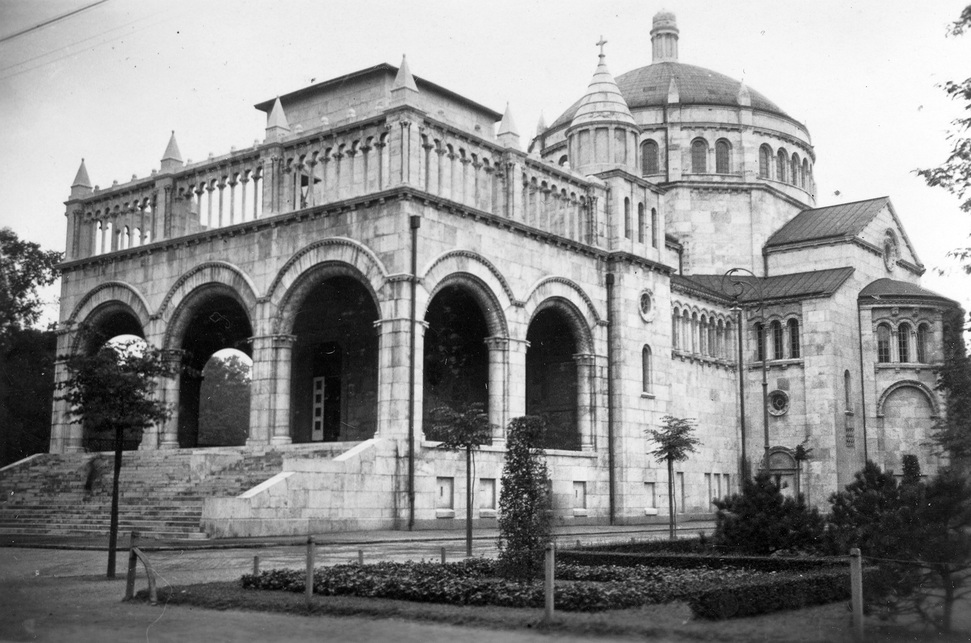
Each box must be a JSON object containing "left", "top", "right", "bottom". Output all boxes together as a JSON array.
[
  {"left": 642, "top": 345, "right": 653, "bottom": 393},
  {"left": 758, "top": 145, "right": 771, "bottom": 178},
  {"left": 637, "top": 202, "right": 645, "bottom": 243},
  {"left": 699, "top": 316, "right": 708, "bottom": 355},
  {"left": 641, "top": 140, "right": 659, "bottom": 175},
  {"left": 877, "top": 324, "right": 892, "bottom": 363},
  {"left": 725, "top": 320, "right": 734, "bottom": 360},
  {"left": 691, "top": 139, "right": 708, "bottom": 173},
  {"left": 787, "top": 318, "right": 800, "bottom": 359},
  {"left": 898, "top": 322, "right": 911, "bottom": 363},
  {"left": 708, "top": 321, "right": 716, "bottom": 357},
  {"left": 691, "top": 312, "right": 700, "bottom": 354},
  {"left": 776, "top": 149, "right": 788, "bottom": 183},
  {"left": 917, "top": 323, "right": 929, "bottom": 363},
  {"left": 790, "top": 153, "right": 800, "bottom": 186},
  {"left": 801, "top": 158, "right": 809, "bottom": 189},
  {"left": 715, "top": 139, "right": 730, "bottom": 174},
  {"left": 672, "top": 310, "right": 679, "bottom": 350},
  {"left": 651, "top": 208, "right": 658, "bottom": 248},
  {"left": 771, "top": 320, "right": 784, "bottom": 360},
  {"left": 844, "top": 369, "right": 852, "bottom": 411},
  {"left": 756, "top": 323, "right": 766, "bottom": 362},
  {"left": 683, "top": 310, "right": 691, "bottom": 353},
  {"left": 624, "top": 198, "right": 632, "bottom": 239}
]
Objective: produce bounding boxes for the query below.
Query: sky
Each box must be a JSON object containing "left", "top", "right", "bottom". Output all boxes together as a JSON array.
[{"left": 1, "top": 0, "right": 969, "bottom": 323}]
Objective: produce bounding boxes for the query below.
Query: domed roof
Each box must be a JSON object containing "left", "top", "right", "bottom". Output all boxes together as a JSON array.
[{"left": 551, "top": 61, "right": 789, "bottom": 129}]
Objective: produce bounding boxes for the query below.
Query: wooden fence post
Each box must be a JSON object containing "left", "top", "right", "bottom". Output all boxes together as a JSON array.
[
  {"left": 358, "top": 549, "right": 364, "bottom": 566},
  {"left": 544, "top": 541, "right": 555, "bottom": 622},
  {"left": 252, "top": 555, "right": 260, "bottom": 576},
  {"left": 124, "top": 531, "right": 139, "bottom": 601},
  {"left": 850, "top": 548, "right": 864, "bottom": 641},
  {"left": 441, "top": 546, "right": 446, "bottom": 564},
  {"left": 305, "top": 536, "right": 315, "bottom": 607}
]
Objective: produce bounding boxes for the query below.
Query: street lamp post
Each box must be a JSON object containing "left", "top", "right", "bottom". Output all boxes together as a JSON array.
[{"left": 723, "top": 268, "right": 769, "bottom": 476}]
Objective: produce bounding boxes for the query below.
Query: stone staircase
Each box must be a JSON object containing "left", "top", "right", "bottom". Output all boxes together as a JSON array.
[{"left": 0, "top": 446, "right": 346, "bottom": 540}]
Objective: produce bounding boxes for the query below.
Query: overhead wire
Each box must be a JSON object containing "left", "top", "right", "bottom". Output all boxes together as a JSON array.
[
  {"left": 0, "top": 12, "right": 172, "bottom": 82},
  {"left": 0, "top": 9, "right": 167, "bottom": 75},
  {"left": 0, "top": 0, "right": 111, "bottom": 45}
]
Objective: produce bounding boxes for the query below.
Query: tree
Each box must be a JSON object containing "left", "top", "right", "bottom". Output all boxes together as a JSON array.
[
  {"left": 713, "top": 471, "right": 824, "bottom": 555},
  {"left": 826, "top": 460, "right": 908, "bottom": 557},
  {"left": 0, "top": 227, "right": 61, "bottom": 340},
  {"left": 647, "top": 416, "right": 700, "bottom": 540},
  {"left": 58, "top": 338, "right": 175, "bottom": 578},
  {"left": 827, "top": 461, "right": 971, "bottom": 634},
  {"left": 429, "top": 402, "right": 492, "bottom": 558},
  {"left": 915, "top": 6, "right": 971, "bottom": 271},
  {"left": 932, "top": 305, "right": 971, "bottom": 467},
  {"left": 0, "top": 328, "right": 56, "bottom": 466},
  {"left": 497, "top": 415, "right": 552, "bottom": 581}
]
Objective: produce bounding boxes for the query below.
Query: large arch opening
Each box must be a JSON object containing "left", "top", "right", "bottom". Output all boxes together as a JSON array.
[
  {"left": 526, "top": 307, "right": 579, "bottom": 450},
  {"left": 290, "top": 275, "right": 379, "bottom": 443},
  {"left": 77, "top": 306, "right": 146, "bottom": 452},
  {"left": 176, "top": 291, "right": 253, "bottom": 448},
  {"left": 422, "top": 285, "right": 490, "bottom": 439},
  {"left": 197, "top": 348, "right": 252, "bottom": 447}
]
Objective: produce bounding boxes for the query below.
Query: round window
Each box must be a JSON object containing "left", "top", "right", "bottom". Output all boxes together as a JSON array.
[
  {"left": 638, "top": 290, "right": 654, "bottom": 322},
  {"left": 768, "top": 390, "right": 790, "bottom": 416}
]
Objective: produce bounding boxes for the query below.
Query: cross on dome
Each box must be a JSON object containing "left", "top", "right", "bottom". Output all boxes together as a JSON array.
[{"left": 596, "top": 36, "right": 608, "bottom": 59}]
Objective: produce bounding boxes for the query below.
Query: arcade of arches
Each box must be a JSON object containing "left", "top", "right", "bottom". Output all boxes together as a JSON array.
[{"left": 66, "top": 271, "right": 595, "bottom": 453}]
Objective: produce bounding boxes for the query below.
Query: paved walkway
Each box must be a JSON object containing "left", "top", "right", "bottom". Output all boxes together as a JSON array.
[{"left": 0, "top": 519, "right": 713, "bottom": 552}]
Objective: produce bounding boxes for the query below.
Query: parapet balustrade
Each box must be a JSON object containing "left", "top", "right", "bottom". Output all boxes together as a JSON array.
[{"left": 68, "top": 112, "right": 603, "bottom": 263}]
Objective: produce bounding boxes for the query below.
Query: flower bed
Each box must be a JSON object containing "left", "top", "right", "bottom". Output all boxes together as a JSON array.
[{"left": 242, "top": 559, "right": 772, "bottom": 612}]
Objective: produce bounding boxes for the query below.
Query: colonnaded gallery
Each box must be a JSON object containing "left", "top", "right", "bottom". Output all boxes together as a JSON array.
[{"left": 39, "top": 12, "right": 956, "bottom": 537}]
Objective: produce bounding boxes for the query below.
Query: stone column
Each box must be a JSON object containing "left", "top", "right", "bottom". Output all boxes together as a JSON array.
[
  {"left": 574, "top": 353, "right": 596, "bottom": 450},
  {"left": 507, "top": 338, "right": 530, "bottom": 420},
  {"left": 374, "top": 316, "right": 424, "bottom": 441},
  {"left": 157, "top": 349, "right": 185, "bottom": 449},
  {"left": 270, "top": 334, "right": 297, "bottom": 446},
  {"left": 49, "top": 357, "right": 82, "bottom": 453},
  {"left": 484, "top": 336, "right": 509, "bottom": 444},
  {"left": 247, "top": 335, "right": 274, "bottom": 445}
]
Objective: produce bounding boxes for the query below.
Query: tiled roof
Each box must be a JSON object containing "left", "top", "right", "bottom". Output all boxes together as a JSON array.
[
  {"left": 551, "top": 61, "right": 788, "bottom": 129},
  {"left": 858, "top": 278, "right": 955, "bottom": 303},
  {"left": 765, "top": 197, "right": 888, "bottom": 248},
  {"left": 674, "top": 267, "right": 855, "bottom": 304}
]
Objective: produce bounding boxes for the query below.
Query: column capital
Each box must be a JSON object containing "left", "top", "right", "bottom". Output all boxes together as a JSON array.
[
  {"left": 572, "top": 352, "right": 596, "bottom": 366},
  {"left": 483, "top": 336, "right": 509, "bottom": 351},
  {"left": 250, "top": 333, "right": 297, "bottom": 347}
]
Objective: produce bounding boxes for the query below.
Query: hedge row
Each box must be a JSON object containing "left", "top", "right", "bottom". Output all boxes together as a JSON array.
[
  {"left": 687, "top": 567, "right": 856, "bottom": 620},
  {"left": 558, "top": 549, "right": 841, "bottom": 573},
  {"left": 240, "top": 560, "right": 758, "bottom": 612},
  {"left": 577, "top": 536, "right": 713, "bottom": 555}
]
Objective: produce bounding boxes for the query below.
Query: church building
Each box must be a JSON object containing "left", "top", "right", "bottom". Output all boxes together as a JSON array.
[{"left": 48, "top": 12, "right": 954, "bottom": 536}]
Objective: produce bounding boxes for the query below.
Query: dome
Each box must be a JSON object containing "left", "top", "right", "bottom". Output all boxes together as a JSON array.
[{"left": 550, "top": 61, "right": 790, "bottom": 129}]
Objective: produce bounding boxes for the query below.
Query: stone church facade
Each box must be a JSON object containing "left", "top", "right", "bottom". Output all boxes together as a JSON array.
[{"left": 50, "top": 13, "right": 954, "bottom": 535}]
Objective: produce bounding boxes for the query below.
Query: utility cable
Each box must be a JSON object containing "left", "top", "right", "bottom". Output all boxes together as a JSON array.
[{"left": 0, "top": 0, "right": 110, "bottom": 45}]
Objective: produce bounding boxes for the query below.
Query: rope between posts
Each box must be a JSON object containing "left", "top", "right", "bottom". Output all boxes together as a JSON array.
[{"left": 861, "top": 554, "right": 958, "bottom": 567}]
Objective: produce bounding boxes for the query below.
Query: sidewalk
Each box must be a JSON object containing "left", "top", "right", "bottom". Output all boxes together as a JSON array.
[{"left": 0, "top": 519, "right": 713, "bottom": 551}]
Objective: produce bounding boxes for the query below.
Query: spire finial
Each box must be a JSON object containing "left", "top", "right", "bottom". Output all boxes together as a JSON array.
[
  {"left": 596, "top": 36, "right": 608, "bottom": 60},
  {"left": 393, "top": 54, "right": 419, "bottom": 93}
]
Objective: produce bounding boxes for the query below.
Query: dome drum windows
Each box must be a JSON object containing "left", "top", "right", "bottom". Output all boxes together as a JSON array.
[
  {"left": 691, "top": 138, "right": 708, "bottom": 174},
  {"left": 715, "top": 139, "right": 731, "bottom": 174},
  {"left": 641, "top": 140, "right": 660, "bottom": 175}
]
